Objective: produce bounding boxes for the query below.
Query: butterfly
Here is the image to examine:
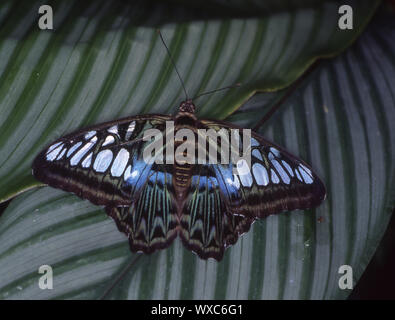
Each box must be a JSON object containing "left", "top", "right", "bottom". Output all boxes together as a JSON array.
[
  {"left": 31, "top": 32, "right": 326, "bottom": 261},
  {"left": 32, "top": 98, "right": 326, "bottom": 261}
]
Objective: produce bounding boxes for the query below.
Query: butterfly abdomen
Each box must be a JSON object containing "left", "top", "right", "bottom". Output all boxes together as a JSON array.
[
  {"left": 173, "top": 163, "right": 193, "bottom": 199},
  {"left": 172, "top": 112, "right": 198, "bottom": 202}
]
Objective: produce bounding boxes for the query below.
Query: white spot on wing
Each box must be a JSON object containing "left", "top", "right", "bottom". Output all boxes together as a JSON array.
[
  {"left": 84, "top": 131, "right": 96, "bottom": 140},
  {"left": 56, "top": 148, "right": 66, "bottom": 160},
  {"left": 237, "top": 159, "right": 252, "bottom": 187},
  {"left": 252, "top": 149, "right": 263, "bottom": 161},
  {"left": 81, "top": 152, "right": 93, "bottom": 168},
  {"left": 271, "top": 169, "right": 279, "bottom": 184},
  {"left": 124, "top": 165, "right": 140, "bottom": 182},
  {"left": 46, "top": 142, "right": 63, "bottom": 154},
  {"left": 252, "top": 163, "right": 269, "bottom": 186},
  {"left": 125, "top": 121, "right": 136, "bottom": 140},
  {"left": 270, "top": 147, "right": 280, "bottom": 158},
  {"left": 282, "top": 160, "right": 294, "bottom": 177},
  {"left": 251, "top": 138, "right": 259, "bottom": 147},
  {"left": 67, "top": 142, "right": 82, "bottom": 158},
  {"left": 111, "top": 148, "right": 130, "bottom": 177},
  {"left": 102, "top": 135, "right": 115, "bottom": 147},
  {"left": 295, "top": 168, "right": 303, "bottom": 182},
  {"left": 46, "top": 144, "right": 64, "bottom": 161},
  {"left": 107, "top": 125, "right": 118, "bottom": 136},
  {"left": 298, "top": 165, "right": 313, "bottom": 184},
  {"left": 299, "top": 164, "right": 313, "bottom": 177},
  {"left": 131, "top": 170, "right": 139, "bottom": 178},
  {"left": 93, "top": 150, "right": 113, "bottom": 173},
  {"left": 70, "top": 137, "right": 97, "bottom": 166},
  {"left": 271, "top": 159, "right": 290, "bottom": 184},
  {"left": 124, "top": 165, "right": 132, "bottom": 180}
]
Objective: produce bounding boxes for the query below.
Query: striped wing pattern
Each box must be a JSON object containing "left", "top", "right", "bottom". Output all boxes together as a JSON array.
[
  {"left": 106, "top": 164, "right": 178, "bottom": 254},
  {"left": 180, "top": 165, "right": 254, "bottom": 260}
]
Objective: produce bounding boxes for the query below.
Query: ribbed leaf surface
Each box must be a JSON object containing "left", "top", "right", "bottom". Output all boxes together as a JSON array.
[{"left": 0, "top": 8, "right": 393, "bottom": 299}]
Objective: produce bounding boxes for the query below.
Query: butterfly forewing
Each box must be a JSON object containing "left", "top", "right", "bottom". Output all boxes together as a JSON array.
[
  {"left": 32, "top": 115, "right": 172, "bottom": 207},
  {"left": 201, "top": 119, "right": 326, "bottom": 219}
]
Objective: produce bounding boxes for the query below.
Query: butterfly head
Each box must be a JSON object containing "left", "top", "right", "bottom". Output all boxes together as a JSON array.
[{"left": 179, "top": 99, "right": 196, "bottom": 114}]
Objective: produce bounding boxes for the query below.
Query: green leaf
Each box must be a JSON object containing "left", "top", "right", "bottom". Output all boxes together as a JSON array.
[
  {"left": 1, "top": 6, "right": 394, "bottom": 299},
  {"left": 0, "top": 0, "right": 379, "bottom": 203}
]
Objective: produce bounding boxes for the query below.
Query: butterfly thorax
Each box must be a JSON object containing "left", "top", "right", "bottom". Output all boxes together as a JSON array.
[{"left": 173, "top": 100, "right": 198, "bottom": 202}]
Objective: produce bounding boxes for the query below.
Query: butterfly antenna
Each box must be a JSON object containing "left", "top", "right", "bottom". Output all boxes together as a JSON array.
[
  {"left": 193, "top": 83, "right": 241, "bottom": 100},
  {"left": 157, "top": 30, "right": 189, "bottom": 100}
]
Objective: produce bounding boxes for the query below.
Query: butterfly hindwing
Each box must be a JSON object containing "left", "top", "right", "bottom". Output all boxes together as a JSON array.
[
  {"left": 32, "top": 114, "right": 172, "bottom": 207},
  {"left": 201, "top": 119, "right": 326, "bottom": 219},
  {"left": 180, "top": 165, "right": 255, "bottom": 260},
  {"left": 105, "top": 163, "right": 178, "bottom": 254}
]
